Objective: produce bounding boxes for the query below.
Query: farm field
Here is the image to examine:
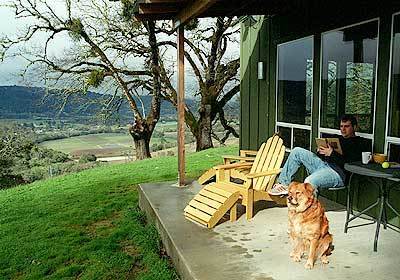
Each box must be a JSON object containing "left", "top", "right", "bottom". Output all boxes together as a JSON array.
[
  {"left": 37, "top": 120, "right": 239, "bottom": 160},
  {"left": 39, "top": 133, "right": 133, "bottom": 158},
  {"left": 39, "top": 132, "right": 176, "bottom": 158}
]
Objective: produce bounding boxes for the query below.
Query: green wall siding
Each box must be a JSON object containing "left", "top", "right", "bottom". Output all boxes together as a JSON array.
[
  {"left": 258, "top": 19, "right": 270, "bottom": 143},
  {"left": 239, "top": 21, "right": 250, "bottom": 149},
  {"left": 240, "top": 17, "right": 272, "bottom": 150},
  {"left": 240, "top": 4, "right": 400, "bottom": 227}
]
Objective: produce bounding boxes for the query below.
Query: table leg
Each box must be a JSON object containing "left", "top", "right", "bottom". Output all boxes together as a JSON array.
[
  {"left": 382, "top": 201, "right": 388, "bottom": 229},
  {"left": 346, "top": 199, "right": 379, "bottom": 225},
  {"left": 382, "top": 180, "right": 388, "bottom": 229},
  {"left": 345, "top": 174, "right": 353, "bottom": 234},
  {"left": 386, "top": 201, "right": 400, "bottom": 217},
  {"left": 344, "top": 165, "right": 399, "bottom": 252},
  {"left": 386, "top": 186, "right": 400, "bottom": 218},
  {"left": 374, "top": 195, "right": 385, "bottom": 252}
]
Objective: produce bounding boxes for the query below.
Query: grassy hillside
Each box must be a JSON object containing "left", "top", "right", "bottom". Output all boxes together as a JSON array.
[{"left": 0, "top": 145, "right": 237, "bottom": 280}]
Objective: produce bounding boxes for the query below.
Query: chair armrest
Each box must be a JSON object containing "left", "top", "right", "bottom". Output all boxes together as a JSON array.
[
  {"left": 240, "top": 150, "right": 258, "bottom": 157},
  {"left": 222, "top": 155, "right": 256, "bottom": 161},
  {"left": 214, "top": 162, "right": 253, "bottom": 170},
  {"left": 246, "top": 169, "right": 281, "bottom": 179}
]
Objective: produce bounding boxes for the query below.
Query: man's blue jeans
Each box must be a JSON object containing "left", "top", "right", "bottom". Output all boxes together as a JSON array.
[{"left": 277, "top": 147, "right": 344, "bottom": 191}]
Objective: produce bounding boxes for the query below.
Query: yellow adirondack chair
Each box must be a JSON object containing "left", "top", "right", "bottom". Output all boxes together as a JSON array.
[
  {"left": 198, "top": 149, "right": 258, "bottom": 185},
  {"left": 213, "top": 134, "right": 286, "bottom": 220},
  {"left": 185, "top": 134, "right": 286, "bottom": 227}
]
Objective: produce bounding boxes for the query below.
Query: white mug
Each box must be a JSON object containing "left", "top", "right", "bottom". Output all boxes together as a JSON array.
[{"left": 362, "top": 152, "right": 372, "bottom": 164}]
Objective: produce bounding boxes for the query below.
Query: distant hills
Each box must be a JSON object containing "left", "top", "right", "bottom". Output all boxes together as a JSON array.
[
  {"left": 0, "top": 86, "right": 185, "bottom": 122},
  {"left": 0, "top": 86, "right": 239, "bottom": 122}
]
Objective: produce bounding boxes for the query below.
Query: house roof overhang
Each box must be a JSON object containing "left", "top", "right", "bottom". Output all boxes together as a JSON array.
[{"left": 132, "top": 0, "right": 291, "bottom": 28}]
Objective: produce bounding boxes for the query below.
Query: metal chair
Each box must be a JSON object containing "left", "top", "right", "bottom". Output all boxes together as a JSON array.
[{"left": 316, "top": 173, "right": 353, "bottom": 234}]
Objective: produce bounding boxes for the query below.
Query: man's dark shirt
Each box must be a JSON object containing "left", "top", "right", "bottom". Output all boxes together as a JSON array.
[{"left": 318, "top": 136, "right": 369, "bottom": 182}]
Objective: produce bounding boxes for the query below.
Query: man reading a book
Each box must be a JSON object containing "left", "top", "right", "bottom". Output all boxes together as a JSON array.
[{"left": 268, "top": 115, "right": 369, "bottom": 196}]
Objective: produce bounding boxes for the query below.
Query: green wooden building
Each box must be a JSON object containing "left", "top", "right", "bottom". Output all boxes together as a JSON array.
[
  {"left": 133, "top": 0, "right": 400, "bottom": 227},
  {"left": 240, "top": 1, "right": 400, "bottom": 226}
]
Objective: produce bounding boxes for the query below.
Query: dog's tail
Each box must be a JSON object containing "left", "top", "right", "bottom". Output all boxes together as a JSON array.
[{"left": 316, "top": 233, "right": 334, "bottom": 258}]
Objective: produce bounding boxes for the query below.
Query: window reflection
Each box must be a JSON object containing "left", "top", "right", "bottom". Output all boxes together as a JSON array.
[
  {"left": 277, "top": 38, "right": 313, "bottom": 125},
  {"left": 389, "top": 143, "right": 400, "bottom": 162},
  {"left": 293, "top": 128, "right": 310, "bottom": 149},
  {"left": 389, "top": 15, "right": 400, "bottom": 137},
  {"left": 321, "top": 21, "right": 378, "bottom": 133},
  {"left": 277, "top": 126, "right": 291, "bottom": 148},
  {"left": 276, "top": 37, "right": 313, "bottom": 151}
]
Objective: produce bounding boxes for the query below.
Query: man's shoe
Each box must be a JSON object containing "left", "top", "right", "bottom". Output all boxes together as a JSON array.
[{"left": 268, "top": 183, "right": 289, "bottom": 196}]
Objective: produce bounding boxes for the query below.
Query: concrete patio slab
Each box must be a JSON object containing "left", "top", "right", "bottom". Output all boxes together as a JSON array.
[{"left": 139, "top": 181, "right": 400, "bottom": 280}]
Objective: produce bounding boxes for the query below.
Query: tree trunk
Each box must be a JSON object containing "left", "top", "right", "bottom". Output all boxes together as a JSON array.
[
  {"left": 128, "top": 121, "right": 152, "bottom": 160},
  {"left": 133, "top": 137, "right": 151, "bottom": 160},
  {"left": 196, "top": 104, "right": 213, "bottom": 151}
]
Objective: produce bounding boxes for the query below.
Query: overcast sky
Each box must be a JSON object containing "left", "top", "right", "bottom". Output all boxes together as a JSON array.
[
  {"left": 0, "top": 1, "right": 240, "bottom": 93},
  {"left": 0, "top": 2, "right": 191, "bottom": 88},
  {"left": 0, "top": 1, "right": 73, "bottom": 86},
  {"left": 0, "top": 5, "right": 25, "bottom": 85}
]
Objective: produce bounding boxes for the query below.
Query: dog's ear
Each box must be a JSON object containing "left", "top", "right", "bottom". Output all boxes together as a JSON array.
[{"left": 304, "top": 183, "right": 315, "bottom": 197}]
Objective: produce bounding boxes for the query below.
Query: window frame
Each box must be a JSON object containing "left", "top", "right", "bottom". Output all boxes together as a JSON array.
[
  {"left": 275, "top": 35, "right": 314, "bottom": 151},
  {"left": 318, "top": 18, "right": 380, "bottom": 145},
  {"left": 385, "top": 11, "right": 400, "bottom": 159},
  {"left": 276, "top": 122, "right": 312, "bottom": 150}
]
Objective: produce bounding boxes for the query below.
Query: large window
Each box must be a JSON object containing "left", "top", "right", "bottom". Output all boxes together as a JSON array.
[
  {"left": 320, "top": 20, "right": 378, "bottom": 135},
  {"left": 387, "top": 14, "right": 400, "bottom": 161},
  {"left": 276, "top": 37, "right": 313, "bottom": 150}
]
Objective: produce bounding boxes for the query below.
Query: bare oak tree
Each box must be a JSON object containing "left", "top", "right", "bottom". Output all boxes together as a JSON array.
[
  {"left": 1, "top": 0, "right": 163, "bottom": 159},
  {"left": 154, "top": 17, "right": 240, "bottom": 150},
  {"left": 121, "top": 1, "right": 241, "bottom": 150},
  {"left": 1, "top": 0, "right": 240, "bottom": 158}
]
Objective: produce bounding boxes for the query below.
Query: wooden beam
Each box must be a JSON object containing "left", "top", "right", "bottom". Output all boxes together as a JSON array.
[
  {"left": 138, "top": 3, "right": 181, "bottom": 14},
  {"left": 144, "top": 0, "right": 186, "bottom": 3},
  {"left": 135, "top": 13, "right": 178, "bottom": 21},
  {"left": 133, "top": 0, "right": 293, "bottom": 22},
  {"left": 177, "top": 26, "right": 186, "bottom": 186},
  {"left": 173, "top": 0, "right": 217, "bottom": 28}
]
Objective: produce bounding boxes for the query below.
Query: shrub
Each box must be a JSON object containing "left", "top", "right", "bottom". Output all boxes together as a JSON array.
[
  {"left": 78, "top": 154, "right": 97, "bottom": 163},
  {"left": 29, "top": 147, "right": 70, "bottom": 167},
  {"left": 0, "top": 174, "right": 24, "bottom": 189},
  {"left": 58, "top": 161, "right": 102, "bottom": 173},
  {"left": 21, "top": 166, "right": 48, "bottom": 183},
  {"left": 20, "top": 161, "right": 104, "bottom": 183}
]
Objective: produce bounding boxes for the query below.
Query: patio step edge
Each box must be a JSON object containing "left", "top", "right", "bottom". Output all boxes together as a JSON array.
[{"left": 138, "top": 183, "right": 197, "bottom": 280}]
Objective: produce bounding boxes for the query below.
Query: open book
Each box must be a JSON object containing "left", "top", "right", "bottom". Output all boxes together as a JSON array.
[{"left": 315, "top": 138, "right": 343, "bottom": 155}]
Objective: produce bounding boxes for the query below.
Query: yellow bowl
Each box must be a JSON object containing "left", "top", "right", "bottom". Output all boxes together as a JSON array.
[{"left": 373, "top": 153, "right": 387, "bottom": 164}]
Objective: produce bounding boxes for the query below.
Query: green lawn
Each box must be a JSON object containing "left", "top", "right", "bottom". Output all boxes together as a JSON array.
[{"left": 0, "top": 145, "right": 237, "bottom": 280}]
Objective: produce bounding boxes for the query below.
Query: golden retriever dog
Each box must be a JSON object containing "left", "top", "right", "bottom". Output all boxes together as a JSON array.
[{"left": 287, "top": 182, "right": 333, "bottom": 269}]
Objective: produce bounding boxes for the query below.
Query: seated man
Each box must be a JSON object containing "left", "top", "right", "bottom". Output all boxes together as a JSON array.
[{"left": 268, "top": 115, "right": 369, "bottom": 196}]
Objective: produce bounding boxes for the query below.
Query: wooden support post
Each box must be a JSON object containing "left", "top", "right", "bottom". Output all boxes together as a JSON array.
[
  {"left": 246, "top": 188, "right": 254, "bottom": 220},
  {"left": 177, "top": 26, "right": 185, "bottom": 186},
  {"left": 230, "top": 204, "right": 237, "bottom": 222},
  {"left": 215, "top": 168, "right": 225, "bottom": 182}
]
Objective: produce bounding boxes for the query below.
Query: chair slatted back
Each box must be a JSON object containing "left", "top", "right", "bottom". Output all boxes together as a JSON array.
[{"left": 250, "top": 135, "right": 285, "bottom": 191}]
